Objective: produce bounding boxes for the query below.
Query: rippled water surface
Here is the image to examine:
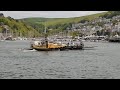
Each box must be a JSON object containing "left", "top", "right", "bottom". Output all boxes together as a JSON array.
[{"left": 0, "top": 40, "right": 120, "bottom": 79}]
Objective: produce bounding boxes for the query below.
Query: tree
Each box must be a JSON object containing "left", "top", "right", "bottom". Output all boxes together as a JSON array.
[
  {"left": 96, "top": 31, "right": 101, "bottom": 36},
  {"left": 101, "top": 11, "right": 120, "bottom": 19}
]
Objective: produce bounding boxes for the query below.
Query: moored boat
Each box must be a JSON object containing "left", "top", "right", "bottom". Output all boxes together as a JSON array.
[{"left": 109, "top": 35, "right": 120, "bottom": 42}]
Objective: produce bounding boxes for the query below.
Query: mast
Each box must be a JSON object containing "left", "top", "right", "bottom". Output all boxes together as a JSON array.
[
  {"left": 45, "top": 22, "right": 47, "bottom": 34},
  {"left": 45, "top": 22, "right": 48, "bottom": 48}
]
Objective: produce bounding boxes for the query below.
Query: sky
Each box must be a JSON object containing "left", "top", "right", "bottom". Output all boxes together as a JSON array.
[{"left": 0, "top": 11, "right": 107, "bottom": 19}]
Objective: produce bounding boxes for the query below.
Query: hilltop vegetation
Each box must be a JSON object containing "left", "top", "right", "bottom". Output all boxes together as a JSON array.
[
  {"left": 101, "top": 11, "right": 120, "bottom": 19},
  {"left": 23, "top": 17, "right": 60, "bottom": 24},
  {"left": 22, "top": 12, "right": 108, "bottom": 34},
  {"left": 23, "top": 12, "right": 107, "bottom": 26},
  {"left": 23, "top": 11, "right": 120, "bottom": 26},
  {"left": 0, "top": 16, "right": 40, "bottom": 37}
]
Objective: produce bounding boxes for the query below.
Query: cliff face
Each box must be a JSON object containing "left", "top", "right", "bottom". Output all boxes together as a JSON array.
[{"left": 0, "top": 13, "right": 4, "bottom": 17}]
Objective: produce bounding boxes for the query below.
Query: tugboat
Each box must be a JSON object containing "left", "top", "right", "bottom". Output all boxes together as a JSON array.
[
  {"left": 31, "top": 40, "right": 67, "bottom": 51},
  {"left": 31, "top": 23, "right": 67, "bottom": 51},
  {"left": 31, "top": 39, "right": 84, "bottom": 51},
  {"left": 30, "top": 22, "right": 84, "bottom": 51}
]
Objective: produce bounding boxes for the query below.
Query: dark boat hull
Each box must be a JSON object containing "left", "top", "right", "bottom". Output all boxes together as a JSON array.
[
  {"left": 65, "top": 46, "right": 83, "bottom": 50},
  {"left": 109, "top": 40, "right": 120, "bottom": 42},
  {"left": 109, "top": 39, "right": 120, "bottom": 42},
  {"left": 33, "top": 47, "right": 66, "bottom": 51},
  {"left": 33, "top": 46, "right": 83, "bottom": 51}
]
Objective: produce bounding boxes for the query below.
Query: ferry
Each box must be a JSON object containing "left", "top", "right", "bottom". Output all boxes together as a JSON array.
[
  {"left": 31, "top": 38, "right": 84, "bottom": 51},
  {"left": 30, "top": 23, "right": 67, "bottom": 51},
  {"left": 31, "top": 40, "right": 67, "bottom": 51}
]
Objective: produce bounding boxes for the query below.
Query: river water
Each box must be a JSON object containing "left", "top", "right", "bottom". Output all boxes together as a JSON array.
[{"left": 0, "top": 40, "right": 120, "bottom": 79}]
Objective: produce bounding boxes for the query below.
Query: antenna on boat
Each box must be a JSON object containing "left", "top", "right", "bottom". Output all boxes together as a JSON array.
[
  {"left": 44, "top": 22, "right": 47, "bottom": 34},
  {"left": 44, "top": 22, "right": 48, "bottom": 48}
]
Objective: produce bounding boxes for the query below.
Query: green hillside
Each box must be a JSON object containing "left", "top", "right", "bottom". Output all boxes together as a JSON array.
[
  {"left": 23, "top": 11, "right": 120, "bottom": 27},
  {"left": 44, "top": 12, "right": 108, "bottom": 26},
  {"left": 0, "top": 16, "right": 40, "bottom": 37},
  {"left": 22, "top": 17, "right": 60, "bottom": 23},
  {"left": 21, "top": 12, "right": 108, "bottom": 35},
  {"left": 23, "top": 12, "right": 107, "bottom": 26}
]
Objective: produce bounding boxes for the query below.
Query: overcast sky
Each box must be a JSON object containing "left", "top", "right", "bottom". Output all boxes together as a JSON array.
[{"left": 0, "top": 11, "right": 107, "bottom": 19}]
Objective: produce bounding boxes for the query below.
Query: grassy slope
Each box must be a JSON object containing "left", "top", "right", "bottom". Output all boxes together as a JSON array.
[
  {"left": 22, "top": 12, "right": 108, "bottom": 26},
  {"left": 22, "top": 17, "right": 60, "bottom": 24},
  {"left": 46, "top": 12, "right": 108, "bottom": 26}
]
